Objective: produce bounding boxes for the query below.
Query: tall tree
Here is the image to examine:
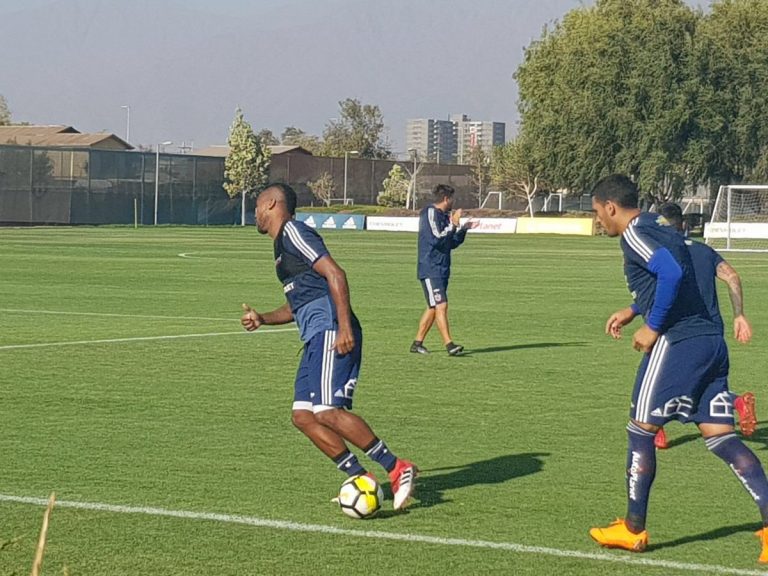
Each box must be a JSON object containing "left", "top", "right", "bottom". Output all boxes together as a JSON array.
[
  {"left": 280, "top": 126, "right": 323, "bottom": 155},
  {"left": 492, "top": 136, "right": 548, "bottom": 217},
  {"left": 224, "top": 108, "right": 271, "bottom": 224},
  {"left": 322, "top": 98, "right": 392, "bottom": 159},
  {"left": 516, "top": 0, "right": 698, "bottom": 203},
  {"left": 689, "top": 0, "right": 768, "bottom": 184},
  {"left": 377, "top": 164, "right": 410, "bottom": 208},
  {"left": 256, "top": 129, "right": 280, "bottom": 147},
  {"left": 468, "top": 145, "right": 492, "bottom": 208},
  {"left": 0, "top": 95, "right": 11, "bottom": 125}
]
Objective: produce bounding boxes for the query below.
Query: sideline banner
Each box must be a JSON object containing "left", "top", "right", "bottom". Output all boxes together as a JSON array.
[
  {"left": 367, "top": 216, "right": 517, "bottom": 234},
  {"left": 366, "top": 216, "right": 420, "bottom": 232},
  {"left": 516, "top": 217, "right": 594, "bottom": 236},
  {"left": 704, "top": 222, "right": 768, "bottom": 239},
  {"left": 296, "top": 213, "right": 365, "bottom": 230}
]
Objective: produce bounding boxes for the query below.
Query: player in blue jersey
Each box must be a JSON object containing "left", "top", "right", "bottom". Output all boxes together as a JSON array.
[
  {"left": 650, "top": 202, "right": 756, "bottom": 448},
  {"left": 588, "top": 175, "right": 768, "bottom": 562},
  {"left": 240, "top": 183, "right": 417, "bottom": 510},
  {"left": 411, "top": 184, "right": 477, "bottom": 356}
]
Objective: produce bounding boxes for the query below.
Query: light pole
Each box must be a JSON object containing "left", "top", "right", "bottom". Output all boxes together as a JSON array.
[
  {"left": 120, "top": 105, "right": 130, "bottom": 143},
  {"left": 407, "top": 148, "right": 418, "bottom": 211},
  {"left": 343, "top": 150, "right": 359, "bottom": 206},
  {"left": 154, "top": 141, "right": 173, "bottom": 225}
]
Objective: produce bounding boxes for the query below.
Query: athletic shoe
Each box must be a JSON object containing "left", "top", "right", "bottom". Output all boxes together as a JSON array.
[
  {"left": 446, "top": 343, "right": 464, "bottom": 356},
  {"left": 389, "top": 459, "right": 418, "bottom": 510},
  {"left": 756, "top": 527, "right": 768, "bottom": 563},
  {"left": 589, "top": 518, "right": 648, "bottom": 552},
  {"left": 654, "top": 427, "right": 669, "bottom": 450},
  {"left": 735, "top": 392, "right": 758, "bottom": 437},
  {"left": 410, "top": 343, "right": 429, "bottom": 354}
]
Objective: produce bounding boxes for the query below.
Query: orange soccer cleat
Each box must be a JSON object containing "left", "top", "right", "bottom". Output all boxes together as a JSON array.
[
  {"left": 589, "top": 518, "right": 648, "bottom": 552},
  {"left": 735, "top": 393, "right": 758, "bottom": 437},
  {"left": 654, "top": 427, "right": 669, "bottom": 450}
]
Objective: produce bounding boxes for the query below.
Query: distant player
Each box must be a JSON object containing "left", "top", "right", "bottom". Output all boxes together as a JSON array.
[
  {"left": 650, "top": 202, "right": 756, "bottom": 448},
  {"left": 589, "top": 174, "right": 768, "bottom": 563},
  {"left": 411, "top": 184, "right": 477, "bottom": 356},
  {"left": 241, "top": 183, "right": 417, "bottom": 510}
]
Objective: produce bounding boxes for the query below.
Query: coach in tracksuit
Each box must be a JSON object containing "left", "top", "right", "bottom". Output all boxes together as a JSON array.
[{"left": 410, "top": 184, "right": 477, "bottom": 356}]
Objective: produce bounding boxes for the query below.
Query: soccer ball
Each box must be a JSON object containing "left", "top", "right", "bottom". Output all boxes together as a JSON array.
[{"left": 337, "top": 474, "right": 383, "bottom": 519}]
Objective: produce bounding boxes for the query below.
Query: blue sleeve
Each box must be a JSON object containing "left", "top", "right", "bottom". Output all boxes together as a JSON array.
[
  {"left": 451, "top": 227, "right": 468, "bottom": 248},
  {"left": 630, "top": 302, "right": 641, "bottom": 315},
  {"left": 645, "top": 248, "right": 683, "bottom": 331},
  {"left": 283, "top": 221, "right": 329, "bottom": 266},
  {"left": 425, "top": 207, "right": 457, "bottom": 249}
]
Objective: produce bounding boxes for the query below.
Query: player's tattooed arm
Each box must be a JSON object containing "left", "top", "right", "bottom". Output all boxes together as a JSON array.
[{"left": 716, "top": 261, "right": 752, "bottom": 343}]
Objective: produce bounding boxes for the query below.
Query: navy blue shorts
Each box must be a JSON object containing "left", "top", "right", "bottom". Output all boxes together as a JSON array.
[
  {"left": 293, "top": 325, "right": 362, "bottom": 413},
  {"left": 420, "top": 277, "right": 448, "bottom": 308},
  {"left": 631, "top": 334, "right": 732, "bottom": 426}
]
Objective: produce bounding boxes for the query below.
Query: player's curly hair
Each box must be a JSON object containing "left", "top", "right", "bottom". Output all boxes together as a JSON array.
[
  {"left": 591, "top": 174, "right": 638, "bottom": 209},
  {"left": 262, "top": 182, "right": 297, "bottom": 215}
]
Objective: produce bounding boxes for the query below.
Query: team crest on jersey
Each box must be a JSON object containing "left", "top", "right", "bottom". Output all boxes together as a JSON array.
[
  {"left": 334, "top": 379, "right": 358, "bottom": 400},
  {"left": 710, "top": 392, "right": 734, "bottom": 418},
  {"left": 651, "top": 395, "right": 694, "bottom": 418}
]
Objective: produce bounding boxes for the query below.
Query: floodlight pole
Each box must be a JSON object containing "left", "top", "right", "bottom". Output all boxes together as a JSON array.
[
  {"left": 343, "top": 150, "right": 359, "bottom": 206},
  {"left": 154, "top": 141, "right": 173, "bottom": 225},
  {"left": 121, "top": 105, "right": 130, "bottom": 143}
]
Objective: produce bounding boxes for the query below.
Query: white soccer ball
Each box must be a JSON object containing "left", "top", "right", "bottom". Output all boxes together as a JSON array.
[{"left": 337, "top": 474, "right": 384, "bottom": 519}]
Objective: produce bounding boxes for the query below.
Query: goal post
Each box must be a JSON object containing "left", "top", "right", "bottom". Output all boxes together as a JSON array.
[{"left": 705, "top": 184, "right": 768, "bottom": 251}]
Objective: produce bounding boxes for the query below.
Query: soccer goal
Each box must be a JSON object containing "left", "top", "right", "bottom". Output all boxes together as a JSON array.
[{"left": 705, "top": 184, "right": 768, "bottom": 251}]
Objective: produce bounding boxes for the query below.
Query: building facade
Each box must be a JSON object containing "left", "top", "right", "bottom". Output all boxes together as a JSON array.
[{"left": 406, "top": 114, "right": 505, "bottom": 165}]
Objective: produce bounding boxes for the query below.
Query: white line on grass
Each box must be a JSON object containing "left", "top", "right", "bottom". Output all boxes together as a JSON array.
[
  {"left": 0, "top": 308, "right": 239, "bottom": 322},
  {"left": 0, "top": 494, "right": 764, "bottom": 575},
  {"left": 0, "top": 328, "right": 296, "bottom": 351}
]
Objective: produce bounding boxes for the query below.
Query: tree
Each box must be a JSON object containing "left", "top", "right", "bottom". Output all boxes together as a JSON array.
[
  {"left": 256, "top": 129, "right": 279, "bottom": 147},
  {"left": 280, "top": 126, "right": 323, "bottom": 155},
  {"left": 515, "top": 0, "right": 698, "bottom": 203},
  {"left": 468, "top": 145, "right": 492, "bottom": 207},
  {"left": 377, "top": 164, "right": 410, "bottom": 207},
  {"left": 491, "top": 136, "right": 548, "bottom": 217},
  {"left": 0, "top": 95, "right": 11, "bottom": 125},
  {"left": 224, "top": 108, "right": 271, "bottom": 224},
  {"left": 688, "top": 0, "right": 768, "bottom": 185},
  {"left": 307, "top": 172, "right": 336, "bottom": 207},
  {"left": 322, "top": 98, "right": 392, "bottom": 159}
]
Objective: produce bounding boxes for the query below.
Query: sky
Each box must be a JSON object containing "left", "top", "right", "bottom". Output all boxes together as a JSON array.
[{"left": 0, "top": 0, "right": 705, "bottom": 156}]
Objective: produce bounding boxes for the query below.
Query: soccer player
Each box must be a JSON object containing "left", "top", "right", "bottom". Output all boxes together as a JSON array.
[
  {"left": 651, "top": 202, "right": 756, "bottom": 449},
  {"left": 241, "top": 183, "right": 417, "bottom": 510},
  {"left": 589, "top": 174, "right": 768, "bottom": 562},
  {"left": 411, "top": 184, "right": 477, "bottom": 356}
]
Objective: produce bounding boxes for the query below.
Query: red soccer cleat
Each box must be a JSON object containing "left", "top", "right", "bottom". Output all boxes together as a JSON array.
[
  {"left": 735, "top": 393, "right": 758, "bottom": 437},
  {"left": 654, "top": 427, "right": 668, "bottom": 450},
  {"left": 389, "top": 459, "right": 418, "bottom": 510}
]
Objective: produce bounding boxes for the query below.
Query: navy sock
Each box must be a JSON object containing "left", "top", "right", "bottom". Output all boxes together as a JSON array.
[
  {"left": 333, "top": 450, "right": 366, "bottom": 477},
  {"left": 364, "top": 437, "right": 398, "bottom": 472},
  {"left": 625, "top": 422, "right": 657, "bottom": 533},
  {"left": 706, "top": 433, "right": 768, "bottom": 524}
]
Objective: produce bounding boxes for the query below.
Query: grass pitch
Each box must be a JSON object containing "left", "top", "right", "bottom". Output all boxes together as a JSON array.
[{"left": 1, "top": 226, "right": 768, "bottom": 576}]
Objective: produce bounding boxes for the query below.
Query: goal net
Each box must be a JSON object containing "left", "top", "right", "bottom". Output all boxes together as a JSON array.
[{"left": 705, "top": 184, "right": 768, "bottom": 251}]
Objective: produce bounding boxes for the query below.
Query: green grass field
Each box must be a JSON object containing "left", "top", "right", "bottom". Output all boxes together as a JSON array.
[{"left": 2, "top": 226, "right": 768, "bottom": 576}]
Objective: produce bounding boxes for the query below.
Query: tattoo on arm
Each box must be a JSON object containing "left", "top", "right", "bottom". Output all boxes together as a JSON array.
[{"left": 717, "top": 261, "right": 744, "bottom": 317}]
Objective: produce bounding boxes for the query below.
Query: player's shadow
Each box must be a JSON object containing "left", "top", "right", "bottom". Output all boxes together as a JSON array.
[
  {"left": 664, "top": 432, "right": 700, "bottom": 450},
  {"left": 743, "top": 427, "right": 768, "bottom": 451},
  {"left": 463, "top": 342, "right": 587, "bottom": 356},
  {"left": 403, "top": 453, "right": 549, "bottom": 510},
  {"left": 648, "top": 522, "right": 759, "bottom": 551}
]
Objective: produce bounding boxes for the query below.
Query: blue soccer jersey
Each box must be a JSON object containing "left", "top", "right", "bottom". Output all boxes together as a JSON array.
[
  {"left": 686, "top": 240, "right": 726, "bottom": 334},
  {"left": 622, "top": 212, "right": 719, "bottom": 343},
  {"left": 274, "top": 219, "right": 357, "bottom": 342},
  {"left": 417, "top": 204, "right": 467, "bottom": 280}
]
